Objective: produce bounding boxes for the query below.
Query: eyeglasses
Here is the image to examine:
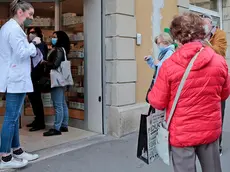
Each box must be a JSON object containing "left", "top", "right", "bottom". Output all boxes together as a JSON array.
[{"left": 199, "top": 14, "right": 212, "bottom": 20}]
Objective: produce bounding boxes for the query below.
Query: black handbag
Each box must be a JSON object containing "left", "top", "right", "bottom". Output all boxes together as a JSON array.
[
  {"left": 145, "top": 71, "right": 156, "bottom": 103},
  {"left": 37, "top": 76, "right": 51, "bottom": 93}
]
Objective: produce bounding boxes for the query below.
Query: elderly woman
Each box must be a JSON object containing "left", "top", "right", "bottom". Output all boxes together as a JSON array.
[
  {"left": 144, "top": 32, "right": 175, "bottom": 82},
  {"left": 148, "top": 13, "right": 230, "bottom": 172}
]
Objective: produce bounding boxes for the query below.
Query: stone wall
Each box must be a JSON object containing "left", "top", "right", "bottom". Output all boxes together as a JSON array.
[{"left": 104, "top": 0, "right": 148, "bottom": 137}]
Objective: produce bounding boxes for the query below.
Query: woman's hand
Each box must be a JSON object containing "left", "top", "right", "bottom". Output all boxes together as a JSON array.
[
  {"left": 154, "top": 58, "right": 160, "bottom": 65},
  {"left": 40, "top": 60, "right": 47, "bottom": 64},
  {"left": 32, "top": 37, "right": 41, "bottom": 45},
  {"left": 144, "top": 55, "right": 151, "bottom": 61}
]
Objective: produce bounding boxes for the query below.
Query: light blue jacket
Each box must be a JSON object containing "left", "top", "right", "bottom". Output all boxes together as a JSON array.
[{"left": 147, "top": 44, "right": 175, "bottom": 82}]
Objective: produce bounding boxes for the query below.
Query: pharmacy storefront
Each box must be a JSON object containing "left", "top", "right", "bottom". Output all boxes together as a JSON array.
[
  {"left": 0, "top": 0, "right": 194, "bottom": 141},
  {"left": 0, "top": 0, "right": 104, "bottom": 142}
]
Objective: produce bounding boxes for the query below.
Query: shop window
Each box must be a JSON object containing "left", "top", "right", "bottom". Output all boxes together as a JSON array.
[
  {"left": 0, "top": 1, "right": 85, "bottom": 120},
  {"left": 191, "top": 11, "right": 221, "bottom": 27},
  {"left": 190, "top": 0, "right": 219, "bottom": 11},
  {"left": 189, "top": 0, "right": 223, "bottom": 28},
  {"left": 61, "top": 0, "right": 85, "bottom": 119}
]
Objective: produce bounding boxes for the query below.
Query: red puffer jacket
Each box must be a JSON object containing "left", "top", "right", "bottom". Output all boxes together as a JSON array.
[{"left": 148, "top": 42, "right": 230, "bottom": 147}]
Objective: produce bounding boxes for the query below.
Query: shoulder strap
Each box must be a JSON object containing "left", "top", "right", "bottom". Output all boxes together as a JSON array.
[
  {"left": 62, "top": 47, "right": 67, "bottom": 61},
  {"left": 166, "top": 48, "right": 204, "bottom": 129}
]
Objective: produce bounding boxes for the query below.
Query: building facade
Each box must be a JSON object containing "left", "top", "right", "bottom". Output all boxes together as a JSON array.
[
  {"left": 105, "top": 0, "right": 178, "bottom": 137},
  {"left": 0, "top": 0, "right": 228, "bottom": 138},
  {"left": 105, "top": 0, "right": 230, "bottom": 137}
]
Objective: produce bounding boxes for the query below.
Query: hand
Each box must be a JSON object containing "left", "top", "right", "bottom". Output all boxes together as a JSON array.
[
  {"left": 32, "top": 37, "right": 41, "bottom": 45},
  {"left": 154, "top": 58, "right": 160, "bottom": 65},
  {"left": 40, "top": 60, "right": 47, "bottom": 64},
  {"left": 144, "top": 55, "right": 151, "bottom": 61}
]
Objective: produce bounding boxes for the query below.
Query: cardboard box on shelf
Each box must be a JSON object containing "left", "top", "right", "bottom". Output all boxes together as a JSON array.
[
  {"left": 63, "top": 16, "right": 83, "bottom": 26},
  {"left": 63, "top": 13, "right": 76, "bottom": 18},
  {"left": 31, "top": 17, "right": 53, "bottom": 27}
]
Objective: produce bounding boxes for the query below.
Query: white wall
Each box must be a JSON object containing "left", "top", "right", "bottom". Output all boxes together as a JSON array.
[{"left": 84, "top": 0, "right": 103, "bottom": 133}]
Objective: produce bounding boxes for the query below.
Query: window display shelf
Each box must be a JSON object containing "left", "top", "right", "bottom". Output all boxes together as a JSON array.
[
  {"left": 45, "top": 40, "right": 84, "bottom": 45},
  {"left": 24, "top": 107, "right": 84, "bottom": 120},
  {"left": 0, "top": 107, "right": 5, "bottom": 116},
  {"left": 25, "top": 107, "right": 54, "bottom": 116}
]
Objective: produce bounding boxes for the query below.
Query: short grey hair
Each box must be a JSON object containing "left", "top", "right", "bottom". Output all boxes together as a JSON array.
[
  {"left": 10, "top": 0, "right": 33, "bottom": 16},
  {"left": 155, "top": 32, "right": 174, "bottom": 45}
]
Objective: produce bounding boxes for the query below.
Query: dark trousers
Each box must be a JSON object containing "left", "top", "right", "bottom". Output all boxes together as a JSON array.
[
  {"left": 219, "top": 100, "right": 226, "bottom": 150},
  {"left": 27, "top": 85, "right": 45, "bottom": 127}
]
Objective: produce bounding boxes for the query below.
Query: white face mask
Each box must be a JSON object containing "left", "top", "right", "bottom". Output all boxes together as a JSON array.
[
  {"left": 203, "top": 25, "right": 210, "bottom": 35},
  {"left": 29, "top": 33, "right": 36, "bottom": 41}
]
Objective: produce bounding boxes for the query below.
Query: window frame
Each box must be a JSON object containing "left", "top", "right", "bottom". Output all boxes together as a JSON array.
[{"left": 189, "top": 0, "right": 223, "bottom": 29}]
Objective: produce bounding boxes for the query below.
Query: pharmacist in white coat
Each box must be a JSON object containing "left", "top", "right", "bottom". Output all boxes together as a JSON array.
[{"left": 0, "top": 0, "right": 41, "bottom": 170}]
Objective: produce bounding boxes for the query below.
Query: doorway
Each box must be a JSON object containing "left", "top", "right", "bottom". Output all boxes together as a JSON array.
[{"left": 0, "top": 0, "right": 103, "bottom": 144}]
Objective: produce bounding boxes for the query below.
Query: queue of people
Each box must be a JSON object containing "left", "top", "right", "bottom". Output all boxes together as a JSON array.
[
  {"left": 146, "top": 13, "right": 229, "bottom": 172},
  {"left": 0, "top": 0, "right": 229, "bottom": 171},
  {"left": 0, "top": 0, "right": 73, "bottom": 169}
]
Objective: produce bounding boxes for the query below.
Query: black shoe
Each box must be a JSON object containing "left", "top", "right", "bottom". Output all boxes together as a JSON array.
[
  {"left": 43, "top": 129, "right": 62, "bottom": 137},
  {"left": 60, "top": 127, "right": 68, "bottom": 132},
  {"left": 29, "top": 125, "right": 46, "bottom": 132},
  {"left": 26, "top": 122, "right": 35, "bottom": 128}
]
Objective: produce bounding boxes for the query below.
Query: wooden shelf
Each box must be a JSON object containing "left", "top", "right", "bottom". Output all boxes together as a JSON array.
[
  {"left": 63, "top": 23, "right": 83, "bottom": 32},
  {"left": 24, "top": 107, "right": 84, "bottom": 120},
  {"left": 46, "top": 40, "right": 83, "bottom": 45},
  {"left": 0, "top": 107, "right": 5, "bottom": 116},
  {"left": 68, "top": 57, "right": 84, "bottom": 60},
  {"left": 25, "top": 107, "right": 54, "bottom": 116},
  {"left": 69, "top": 109, "right": 84, "bottom": 120},
  {"left": 29, "top": 25, "right": 54, "bottom": 28}
]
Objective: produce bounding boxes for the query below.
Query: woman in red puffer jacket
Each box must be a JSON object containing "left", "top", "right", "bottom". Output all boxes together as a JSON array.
[{"left": 148, "top": 13, "right": 230, "bottom": 172}]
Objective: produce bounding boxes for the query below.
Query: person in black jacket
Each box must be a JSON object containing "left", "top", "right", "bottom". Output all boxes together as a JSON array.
[
  {"left": 26, "top": 27, "right": 48, "bottom": 132},
  {"left": 43, "top": 31, "right": 70, "bottom": 136}
]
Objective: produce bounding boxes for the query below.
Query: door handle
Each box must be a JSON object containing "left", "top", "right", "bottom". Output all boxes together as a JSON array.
[{"left": 98, "top": 96, "right": 102, "bottom": 102}]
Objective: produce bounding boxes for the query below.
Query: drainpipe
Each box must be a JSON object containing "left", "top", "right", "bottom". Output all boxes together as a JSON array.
[
  {"left": 152, "top": 0, "right": 164, "bottom": 57},
  {"left": 101, "top": 0, "right": 107, "bottom": 134}
]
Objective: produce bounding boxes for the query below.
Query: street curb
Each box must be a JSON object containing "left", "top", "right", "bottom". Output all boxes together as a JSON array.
[
  {"left": 0, "top": 134, "right": 115, "bottom": 172},
  {"left": 32, "top": 134, "right": 115, "bottom": 163}
]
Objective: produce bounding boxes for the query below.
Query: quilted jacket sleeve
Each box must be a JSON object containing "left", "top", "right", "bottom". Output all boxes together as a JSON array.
[{"left": 148, "top": 63, "right": 170, "bottom": 110}]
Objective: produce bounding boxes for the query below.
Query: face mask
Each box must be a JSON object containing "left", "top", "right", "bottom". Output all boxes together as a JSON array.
[
  {"left": 23, "top": 18, "right": 33, "bottom": 27},
  {"left": 158, "top": 45, "right": 166, "bottom": 52},
  {"left": 29, "top": 33, "right": 36, "bottom": 41},
  {"left": 203, "top": 24, "right": 210, "bottom": 35},
  {"left": 51, "top": 38, "right": 58, "bottom": 45}
]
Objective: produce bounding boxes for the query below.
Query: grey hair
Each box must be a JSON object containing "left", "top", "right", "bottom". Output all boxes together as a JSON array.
[
  {"left": 155, "top": 32, "right": 174, "bottom": 45},
  {"left": 10, "top": 0, "right": 33, "bottom": 16}
]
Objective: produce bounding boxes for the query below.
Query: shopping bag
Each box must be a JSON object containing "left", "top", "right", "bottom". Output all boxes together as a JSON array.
[
  {"left": 155, "top": 121, "right": 170, "bottom": 165},
  {"left": 50, "top": 47, "right": 74, "bottom": 88},
  {"left": 137, "top": 107, "right": 164, "bottom": 164}
]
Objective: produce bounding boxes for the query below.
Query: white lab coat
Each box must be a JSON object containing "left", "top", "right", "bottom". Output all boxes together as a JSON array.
[{"left": 0, "top": 19, "right": 37, "bottom": 93}]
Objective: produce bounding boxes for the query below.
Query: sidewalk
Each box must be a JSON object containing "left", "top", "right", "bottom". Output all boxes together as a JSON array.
[
  {"left": 3, "top": 99, "right": 230, "bottom": 172},
  {"left": 11, "top": 130, "right": 230, "bottom": 172}
]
